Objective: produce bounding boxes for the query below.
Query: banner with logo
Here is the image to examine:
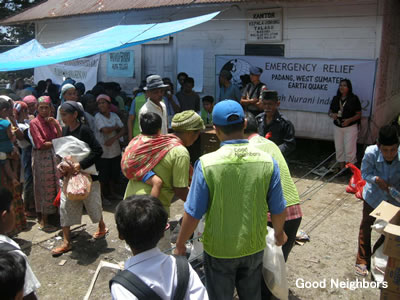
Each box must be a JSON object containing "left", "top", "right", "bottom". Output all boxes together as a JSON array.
[
  {"left": 215, "top": 56, "right": 376, "bottom": 116},
  {"left": 34, "top": 55, "right": 100, "bottom": 90}
]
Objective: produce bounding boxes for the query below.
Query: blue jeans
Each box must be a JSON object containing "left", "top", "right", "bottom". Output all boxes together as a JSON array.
[{"left": 203, "top": 250, "right": 263, "bottom": 300}]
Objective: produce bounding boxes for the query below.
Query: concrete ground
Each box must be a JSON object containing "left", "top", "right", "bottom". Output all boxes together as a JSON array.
[{"left": 13, "top": 139, "right": 383, "bottom": 300}]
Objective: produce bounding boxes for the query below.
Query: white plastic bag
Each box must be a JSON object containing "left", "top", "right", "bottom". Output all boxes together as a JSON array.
[
  {"left": 262, "top": 226, "right": 288, "bottom": 300},
  {"left": 52, "top": 136, "right": 98, "bottom": 175},
  {"left": 371, "top": 219, "right": 388, "bottom": 283},
  {"left": 371, "top": 243, "right": 387, "bottom": 283},
  {"left": 189, "top": 217, "right": 205, "bottom": 260}
]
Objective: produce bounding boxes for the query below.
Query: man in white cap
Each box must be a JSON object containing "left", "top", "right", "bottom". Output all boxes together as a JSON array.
[{"left": 139, "top": 75, "right": 169, "bottom": 134}]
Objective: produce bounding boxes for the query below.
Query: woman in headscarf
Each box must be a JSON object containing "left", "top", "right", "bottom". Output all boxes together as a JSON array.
[
  {"left": 29, "top": 96, "right": 62, "bottom": 232},
  {"left": 13, "top": 101, "right": 36, "bottom": 217},
  {"left": 56, "top": 84, "right": 97, "bottom": 132},
  {"left": 94, "top": 94, "right": 125, "bottom": 202},
  {"left": 22, "top": 95, "right": 38, "bottom": 120},
  {"left": 56, "top": 84, "right": 78, "bottom": 127},
  {"left": 52, "top": 101, "right": 107, "bottom": 256}
]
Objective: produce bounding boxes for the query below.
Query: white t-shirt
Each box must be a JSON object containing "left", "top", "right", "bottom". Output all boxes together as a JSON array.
[
  {"left": 0, "top": 234, "right": 41, "bottom": 297},
  {"left": 94, "top": 112, "right": 124, "bottom": 159},
  {"left": 111, "top": 247, "right": 208, "bottom": 300},
  {"left": 139, "top": 99, "right": 168, "bottom": 134}
]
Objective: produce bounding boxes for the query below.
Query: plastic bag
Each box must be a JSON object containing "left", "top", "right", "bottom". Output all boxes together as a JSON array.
[
  {"left": 53, "top": 136, "right": 98, "bottom": 175},
  {"left": 262, "top": 227, "right": 288, "bottom": 300},
  {"left": 189, "top": 217, "right": 205, "bottom": 261},
  {"left": 63, "top": 172, "right": 92, "bottom": 201},
  {"left": 345, "top": 163, "right": 365, "bottom": 199},
  {"left": 371, "top": 219, "right": 388, "bottom": 283},
  {"left": 53, "top": 189, "right": 61, "bottom": 207},
  {"left": 371, "top": 243, "right": 387, "bottom": 283}
]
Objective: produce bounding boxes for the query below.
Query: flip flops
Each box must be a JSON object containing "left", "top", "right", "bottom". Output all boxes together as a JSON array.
[
  {"left": 51, "top": 245, "right": 72, "bottom": 257},
  {"left": 355, "top": 264, "right": 369, "bottom": 276},
  {"left": 92, "top": 228, "right": 109, "bottom": 240}
]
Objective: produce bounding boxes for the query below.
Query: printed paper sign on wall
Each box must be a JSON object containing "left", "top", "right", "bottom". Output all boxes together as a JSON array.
[
  {"left": 107, "top": 51, "right": 134, "bottom": 77},
  {"left": 215, "top": 56, "right": 377, "bottom": 117},
  {"left": 247, "top": 8, "right": 282, "bottom": 43},
  {"left": 34, "top": 55, "right": 100, "bottom": 90}
]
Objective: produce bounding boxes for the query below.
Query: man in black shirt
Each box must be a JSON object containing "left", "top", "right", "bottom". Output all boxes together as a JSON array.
[
  {"left": 175, "top": 77, "right": 200, "bottom": 113},
  {"left": 256, "top": 90, "right": 296, "bottom": 158},
  {"left": 241, "top": 66, "right": 267, "bottom": 116}
]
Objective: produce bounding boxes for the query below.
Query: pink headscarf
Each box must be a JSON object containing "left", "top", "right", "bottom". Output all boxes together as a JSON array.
[
  {"left": 38, "top": 96, "right": 51, "bottom": 104},
  {"left": 96, "top": 94, "right": 111, "bottom": 103},
  {"left": 23, "top": 95, "right": 37, "bottom": 104}
]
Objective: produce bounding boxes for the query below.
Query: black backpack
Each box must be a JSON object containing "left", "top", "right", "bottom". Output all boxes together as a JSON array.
[{"left": 109, "top": 255, "right": 190, "bottom": 300}]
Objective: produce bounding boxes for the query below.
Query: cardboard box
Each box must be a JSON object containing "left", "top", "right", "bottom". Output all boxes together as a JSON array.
[
  {"left": 384, "top": 257, "right": 400, "bottom": 293},
  {"left": 381, "top": 289, "right": 400, "bottom": 300},
  {"left": 370, "top": 202, "right": 400, "bottom": 259}
]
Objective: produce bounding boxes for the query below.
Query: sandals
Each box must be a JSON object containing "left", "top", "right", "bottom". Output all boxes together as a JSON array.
[
  {"left": 93, "top": 228, "right": 109, "bottom": 240},
  {"left": 38, "top": 225, "right": 59, "bottom": 233},
  {"left": 51, "top": 245, "right": 72, "bottom": 257},
  {"left": 355, "top": 264, "right": 368, "bottom": 276}
]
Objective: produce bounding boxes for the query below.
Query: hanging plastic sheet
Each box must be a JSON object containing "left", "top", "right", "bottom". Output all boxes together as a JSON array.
[
  {"left": 0, "top": 39, "right": 44, "bottom": 63},
  {"left": 0, "top": 11, "right": 219, "bottom": 71}
]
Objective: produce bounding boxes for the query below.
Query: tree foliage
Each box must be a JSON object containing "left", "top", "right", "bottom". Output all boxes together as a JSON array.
[{"left": 0, "top": 0, "right": 44, "bottom": 78}]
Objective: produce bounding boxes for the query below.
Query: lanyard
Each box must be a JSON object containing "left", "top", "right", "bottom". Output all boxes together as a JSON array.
[{"left": 339, "top": 98, "right": 347, "bottom": 112}]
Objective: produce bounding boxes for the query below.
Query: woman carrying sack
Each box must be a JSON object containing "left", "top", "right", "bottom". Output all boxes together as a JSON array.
[{"left": 52, "top": 101, "right": 108, "bottom": 257}]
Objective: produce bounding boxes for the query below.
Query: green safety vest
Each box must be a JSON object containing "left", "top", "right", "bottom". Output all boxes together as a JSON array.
[
  {"left": 249, "top": 135, "right": 300, "bottom": 207},
  {"left": 201, "top": 108, "right": 213, "bottom": 125},
  {"left": 200, "top": 142, "right": 274, "bottom": 258},
  {"left": 132, "top": 94, "right": 147, "bottom": 137}
]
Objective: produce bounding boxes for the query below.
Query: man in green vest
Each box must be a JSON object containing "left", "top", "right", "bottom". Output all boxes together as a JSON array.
[
  {"left": 175, "top": 100, "right": 287, "bottom": 300},
  {"left": 128, "top": 80, "right": 147, "bottom": 140},
  {"left": 244, "top": 112, "right": 303, "bottom": 299}
]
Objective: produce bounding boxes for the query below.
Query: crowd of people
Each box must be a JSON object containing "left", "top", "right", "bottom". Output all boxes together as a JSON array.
[{"left": 0, "top": 67, "right": 398, "bottom": 300}]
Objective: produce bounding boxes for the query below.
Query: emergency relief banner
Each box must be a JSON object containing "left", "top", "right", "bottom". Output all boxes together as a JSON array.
[
  {"left": 215, "top": 56, "right": 376, "bottom": 116},
  {"left": 34, "top": 55, "right": 100, "bottom": 90}
]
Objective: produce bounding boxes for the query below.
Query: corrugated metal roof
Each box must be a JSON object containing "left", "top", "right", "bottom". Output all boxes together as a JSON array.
[{"left": 1, "top": 0, "right": 243, "bottom": 25}]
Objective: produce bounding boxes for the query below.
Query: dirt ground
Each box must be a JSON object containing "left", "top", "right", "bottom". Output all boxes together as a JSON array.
[{"left": 13, "top": 139, "right": 383, "bottom": 299}]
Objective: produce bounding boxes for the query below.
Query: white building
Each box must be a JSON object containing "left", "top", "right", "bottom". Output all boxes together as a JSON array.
[{"left": 2, "top": 0, "right": 400, "bottom": 142}]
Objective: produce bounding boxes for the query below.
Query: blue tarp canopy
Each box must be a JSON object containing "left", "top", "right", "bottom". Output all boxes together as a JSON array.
[
  {"left": 0, "top": 39, "right": 44, "bottom": 63},
  {"left": 0, "top": 11, "right": 219, "bottom": 71}
]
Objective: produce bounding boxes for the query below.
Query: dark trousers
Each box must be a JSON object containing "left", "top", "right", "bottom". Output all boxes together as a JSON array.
[
  {"left": 356, "top": 201, "right": 385, "bottom": 269},
  {"left": 262, "top": 217, "right": 302, "bottom": 300},
  {"left": 21, "top": 146, "right": 35, "bottom": 211},
  {"left": 204, "top": 250, "right": 264, "bottom": 300}
]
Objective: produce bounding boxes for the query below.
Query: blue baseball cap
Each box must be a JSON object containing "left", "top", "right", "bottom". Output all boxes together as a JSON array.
[
  {"left": 250, "top": 66, "right": 263, "bottom": 75},
  {"left": 212, "top": 100, "right": 245, "bottom": 126}
]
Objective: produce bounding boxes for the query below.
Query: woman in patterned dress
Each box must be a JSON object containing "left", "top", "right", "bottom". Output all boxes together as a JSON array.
[{"left": 29, "top": 96, "right": 62, "bottom": 233}]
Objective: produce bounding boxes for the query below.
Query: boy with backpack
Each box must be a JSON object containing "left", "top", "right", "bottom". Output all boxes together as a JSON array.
[{"left": 110, "top": 195, "right": 208, "bottom": 299}]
